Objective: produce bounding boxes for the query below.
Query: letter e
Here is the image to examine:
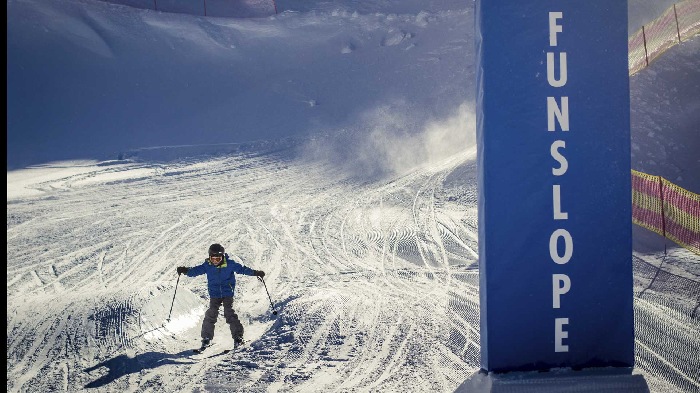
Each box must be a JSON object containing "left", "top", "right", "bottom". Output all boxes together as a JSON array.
[{"left": 555, "top": 318, "right": 569, "bottom": 352}]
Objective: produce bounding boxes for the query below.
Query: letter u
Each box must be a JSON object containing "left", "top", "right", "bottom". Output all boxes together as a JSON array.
[{"left": 547, "top": 52, "right": 567, "bottom": 87}]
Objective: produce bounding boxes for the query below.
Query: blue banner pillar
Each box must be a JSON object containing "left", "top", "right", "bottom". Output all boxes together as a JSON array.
[{"left": 476, "top": 1, "right": 634, "bottom": 372}]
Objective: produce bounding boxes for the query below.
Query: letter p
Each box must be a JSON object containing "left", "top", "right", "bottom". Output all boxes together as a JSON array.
[{"left": 552, "top": 273, "right": 571, "bottom": 309}]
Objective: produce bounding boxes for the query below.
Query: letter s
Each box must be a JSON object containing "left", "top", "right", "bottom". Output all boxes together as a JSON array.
[{"left": 551, "top": 140, "right": 568, "bottom": 176}]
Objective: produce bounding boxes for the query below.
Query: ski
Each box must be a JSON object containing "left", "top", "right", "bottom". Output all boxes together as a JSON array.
[
  {"left": 204, "top": 349, "right": 232, "bottom": 358},
  {"left": 191, "top": 339, "right": 245, "bottom": 357},
  {"left": 192, "top": 344, "right": 213, "bottom": 354},
  {"left": 197, "top": 342, "right": 247, "bottom": 358}
]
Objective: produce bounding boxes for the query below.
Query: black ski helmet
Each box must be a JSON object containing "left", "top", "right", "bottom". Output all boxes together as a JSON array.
[{"left": 208, "top": 243, "right": 225, "bottom": 256}]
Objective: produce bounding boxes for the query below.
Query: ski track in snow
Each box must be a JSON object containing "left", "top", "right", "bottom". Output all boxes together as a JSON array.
[{"left": 6, "top": 144, "right": 699, "bottom": 392}]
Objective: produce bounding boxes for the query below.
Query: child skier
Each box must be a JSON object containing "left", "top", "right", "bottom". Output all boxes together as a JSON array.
[{"left": 177, "top": 243, "right": 265, "bottom": 352}]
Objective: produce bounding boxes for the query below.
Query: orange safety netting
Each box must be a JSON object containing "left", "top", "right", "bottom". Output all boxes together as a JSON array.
[
  {"left": 632, "top": 170, "right": 700, "bottom": 255},
  {"left": 628, "top": 0, "right": 700, "bottom": 75}
]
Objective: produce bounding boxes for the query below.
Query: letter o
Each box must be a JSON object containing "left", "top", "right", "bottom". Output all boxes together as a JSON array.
[{"left": 550, "top": 228, "right": 573, "bottom": 264}]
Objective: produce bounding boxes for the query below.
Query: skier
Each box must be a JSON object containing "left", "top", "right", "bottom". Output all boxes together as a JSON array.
[{"left": 176, "top": 243, "right": 265, "bottom": 352}]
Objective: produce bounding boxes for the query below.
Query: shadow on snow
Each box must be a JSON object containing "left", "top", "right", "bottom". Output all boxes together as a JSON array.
[{"left": 83, "top": 350, "right": 195, "bottom": 389}]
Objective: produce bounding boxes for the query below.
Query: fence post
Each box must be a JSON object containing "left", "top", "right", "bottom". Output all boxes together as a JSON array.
[
  {"left": 204, "top": 0, "right": 207, "bottom": 16},
  {"left": 659, "top": 176, "right": 666, "bottom": 241},
  {"left": 642, "top": 25, "right": 649, "bottom": 67},
  {"left": 658, "top": 176, "right": 669, "bottom": 260},
  {"left": 673, "top": 3, "right": 682, "bottom": 43},
  {"left": 154, "top": 0, "right": 157, "bottom": 11}
]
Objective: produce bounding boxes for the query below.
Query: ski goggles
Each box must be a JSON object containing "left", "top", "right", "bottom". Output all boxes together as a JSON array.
[{"left": 210, "top": 255, "right": 223, "bottom": 263}]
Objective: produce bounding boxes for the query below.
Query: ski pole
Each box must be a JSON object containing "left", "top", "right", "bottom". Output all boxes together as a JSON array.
[
  {"left": 258, "top": 276, "right": 278, "bottom": 315},
  {"left": 167, "top": 272, "right": 181, "bottom": 322}
]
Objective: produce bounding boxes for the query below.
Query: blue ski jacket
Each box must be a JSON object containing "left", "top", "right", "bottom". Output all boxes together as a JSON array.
[{"left": 186, "top": 253, "right": 256, "bottom": 298}]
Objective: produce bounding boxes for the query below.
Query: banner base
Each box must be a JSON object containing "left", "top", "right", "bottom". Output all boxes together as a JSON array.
[{"left": 455, "top": 368, "right": 649, "bottom": 393}]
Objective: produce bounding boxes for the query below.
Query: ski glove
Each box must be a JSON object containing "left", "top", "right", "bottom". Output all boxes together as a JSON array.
[
  {"left": 254, "top": 270, "right": 265, "bottom": 278},
  {"left": 177, "top": 266, "right": 189, "bottom": 275}
]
